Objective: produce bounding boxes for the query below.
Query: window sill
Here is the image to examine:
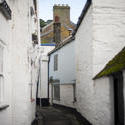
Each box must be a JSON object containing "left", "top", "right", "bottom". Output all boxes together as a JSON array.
[{"left": 0, "top": 104, "right": 9, "bottom": 111}]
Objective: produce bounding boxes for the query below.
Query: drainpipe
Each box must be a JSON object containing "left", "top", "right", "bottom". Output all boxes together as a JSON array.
[
  {"left": 39, "top": 58, "right": 42, "bottom": 107},
  {"left": 48, "top": 55, "right": 50, "bottom": 102}
]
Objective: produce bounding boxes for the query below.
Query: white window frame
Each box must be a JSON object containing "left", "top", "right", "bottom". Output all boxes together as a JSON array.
[{"left": 0, "top": 41, "right": 4, "bottom": 106}]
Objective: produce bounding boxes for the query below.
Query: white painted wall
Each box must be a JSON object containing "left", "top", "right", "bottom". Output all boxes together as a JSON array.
[
  {"left": 93, "top": 0, "right": 125, "bottom": 76},
  {"left": 94, "top": 77, "right": 114, "bottom": 125},
  {"left": 0, "top": 0, "right": 40, "bottom": 125},
  {"left": 92, "top": 1, "right": 125, "bottom": 124},
  {"left": 75, "top": 5, "right": 95, "bottom": 124},
  {"left": 53, "top": 84, "right": 75, "bottom": 108},
  {"left": 38, "top": 46, "right": 55, "bottom": 99},
  {"left": 49, "top": 41, "right": 75, "bottom": 84}
]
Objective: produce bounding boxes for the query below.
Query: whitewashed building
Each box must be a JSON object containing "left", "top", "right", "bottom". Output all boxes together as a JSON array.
[
  {"left": 37, "top": 45, "right": 55, "bottom": 106},
  {"left": 74, "top": 0, "right": 125, "bottom": 125},
  {"left": 0, "top": 0, "right": 40, "bottom": 125},
  {"left": 48, "top": 36, "right": 76, "bottom": 108}
]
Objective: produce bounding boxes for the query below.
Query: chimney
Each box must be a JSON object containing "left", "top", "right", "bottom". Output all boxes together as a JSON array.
[
  {"left": 53, "top": 22, "right": 61, "bottom": 45},
  {"left": 53, "top": 4, "right": 70, "bottom": 25}
]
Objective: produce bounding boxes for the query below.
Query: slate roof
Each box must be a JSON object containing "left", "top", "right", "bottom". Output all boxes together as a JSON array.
[
  {"left": 93, "top": 47, "right": 125, "bottom": 79},
  {"left": 41, "top": 21, "right": 76, "bottom": 44},
  {"left": 48, "top": 36, "right": 74, "bottom": 55}
]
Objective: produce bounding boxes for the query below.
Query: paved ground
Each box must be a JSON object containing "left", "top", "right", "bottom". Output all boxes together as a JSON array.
[{"left": 33, "top": 106, "right": 82, "bottom": 125}]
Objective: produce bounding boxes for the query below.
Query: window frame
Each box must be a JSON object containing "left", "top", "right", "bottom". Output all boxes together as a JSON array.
[
  {"left": 33, "top": 0, "right": 37, "bottom": 11},
  {"left": 53, "top": 84, "right": 60, "bottom": 101},
  {"left": 54, "top": 54, "right": 58, "bottom": 71}
]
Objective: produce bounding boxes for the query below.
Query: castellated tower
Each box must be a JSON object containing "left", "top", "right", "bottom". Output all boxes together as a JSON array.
[{"left": 53, "top": 4, "right": 70, "bottom": 25}]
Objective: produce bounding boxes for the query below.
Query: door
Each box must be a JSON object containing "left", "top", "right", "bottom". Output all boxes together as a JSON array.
[{"left": 113, "top": 72, "right": 124, "bottom": 125}]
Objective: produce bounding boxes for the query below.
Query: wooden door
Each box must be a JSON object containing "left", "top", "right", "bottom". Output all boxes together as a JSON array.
[{"left": 113, "top": 72, "right": 124, "bottom": 125}]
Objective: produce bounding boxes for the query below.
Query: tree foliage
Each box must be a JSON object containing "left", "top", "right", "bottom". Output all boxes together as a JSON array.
[
  {"left": 40, "top": 19, "right": 47, "bottom": 28},
  {"left": 40, "top": 19, "right": 53, "bottom": 28}
]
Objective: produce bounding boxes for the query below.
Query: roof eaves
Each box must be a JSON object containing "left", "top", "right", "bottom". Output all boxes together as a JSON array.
[
  {"left": 41, "top": 30, "right": 53, "bottom": 37},
  {"left": 72, "top": 0, "right": 92, "bottom": 37},
  {"left": 93, "top": 47, "right": 125, "bottom": 80},
  {"left": 48, "top": 36, "right": 75, "bottom": 56}
]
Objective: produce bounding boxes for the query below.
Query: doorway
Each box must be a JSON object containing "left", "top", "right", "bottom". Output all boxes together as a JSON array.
[{"left": 113, "top": 71, "right": 124, "bottom": 125}]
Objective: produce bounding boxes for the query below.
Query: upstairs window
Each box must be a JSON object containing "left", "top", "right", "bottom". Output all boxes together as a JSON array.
[
  {"left": 33, "top": 0, "right": 37, "bottom": 11},
  {"left": 54, "top": 54, "right": 58, "bottom": 71}
]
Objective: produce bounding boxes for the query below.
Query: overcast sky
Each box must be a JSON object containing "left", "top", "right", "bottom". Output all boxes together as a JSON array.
[{"left": 38, "top": 0, "right": 87, "bottom": 23}]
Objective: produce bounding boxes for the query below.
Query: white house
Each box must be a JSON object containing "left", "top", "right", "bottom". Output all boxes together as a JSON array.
[
  {"left": 74, "top": 0, "right": 125, "bottom": 125},
  {"left": 37, "top": 45, "right": 55, "bottom": 106},
  {"left": 48, "top": 36, "right": 76, "bottom": 108},
  {"left": 0, "top": 0, "right": 40, "bottom": 125}
]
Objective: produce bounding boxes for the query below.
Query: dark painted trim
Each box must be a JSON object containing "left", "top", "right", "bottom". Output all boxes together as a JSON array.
[
  {"left": 36, "top": 98, "right": 50, "bottom": 107},
  {"left": 53, "top": 103, "right": 92, "bottom": 125},
  {"left": 48, "top": 56, "right": 50, "bottom": 99},
  {"left": 72, "top": 0, "right": 92, "bottom": 37},
  {"left": 31, "top": 118, "right": 38, "bottom": 125},
  {"left": 113, "top": 72, "right": 124, "bottom": 125},
  {"left": 0, "top": 0, "right": 12, "bottom": 20},
  {"left": 0, "top": 105, "right": 9, "bottom": 111}
]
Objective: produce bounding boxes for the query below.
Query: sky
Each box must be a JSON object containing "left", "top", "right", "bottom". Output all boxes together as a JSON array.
[{"left": 38, "top": 0, "right": 87, "bottom": 24}]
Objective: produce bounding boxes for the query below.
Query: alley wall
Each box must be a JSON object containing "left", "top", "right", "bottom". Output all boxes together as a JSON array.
[
  {"left": 0, "top": 0, "right": 40, "bottom": 125},
  {"left": 93, "top": 0, "right": 125, "bottom": 76},
  {"left": 75, "top": 5, "right": 95, "bottom": 124}
]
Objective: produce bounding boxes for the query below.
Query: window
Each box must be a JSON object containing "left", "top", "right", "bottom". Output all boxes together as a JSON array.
[
  {"left": 53, "top": 84, "right": 60, "bottom": 101},
  {"left": 0, "top": 44, "right": 4, "bottom": 104},
  {"left": 33, "top": 0, "right": 37, "bottom": 11},
  {"left": 54, "top": 54, "right": 58, "bottom": 71}
]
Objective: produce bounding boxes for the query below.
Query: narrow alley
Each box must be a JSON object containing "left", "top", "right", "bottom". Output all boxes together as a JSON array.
[
  {"left": 1, "top": 0, "right": 125, "bottom": 125},
  {"left": 32, "top": 106, "right": 89, "bottom": 125}
]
